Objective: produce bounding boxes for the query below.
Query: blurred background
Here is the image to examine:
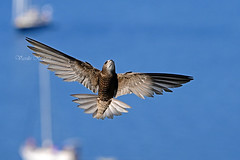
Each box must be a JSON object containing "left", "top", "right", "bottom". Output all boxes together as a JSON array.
[{"left": 0, "top": 0, "right": 240, "bottom": 159}]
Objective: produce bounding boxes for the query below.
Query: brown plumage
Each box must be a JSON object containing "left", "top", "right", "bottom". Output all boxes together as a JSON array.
[{"left": 26, "top": 37, "right": 193, "bottom": 120}]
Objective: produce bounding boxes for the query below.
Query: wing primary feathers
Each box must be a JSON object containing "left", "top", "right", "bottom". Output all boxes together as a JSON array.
[
  {"left": 40, "top": 59, "right": 70, "bottom": 67},
  {"left": 26, "top": 37, "right": 75, "bottom": 60},
  {"left": 27, "top": 46, "right": 69, "bottom": 62},
  {"left": 148, "top": 73, "right": 193, "bottom": 81}
]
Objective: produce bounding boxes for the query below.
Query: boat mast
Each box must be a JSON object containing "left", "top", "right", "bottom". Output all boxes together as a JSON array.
[{"left": 39, "top": 64, "right": 53, "bottom": 147}]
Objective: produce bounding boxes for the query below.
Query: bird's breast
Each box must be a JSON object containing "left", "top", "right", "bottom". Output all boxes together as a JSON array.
[{"left": 98, "top": 73, "right": 118, "bottom": 101}]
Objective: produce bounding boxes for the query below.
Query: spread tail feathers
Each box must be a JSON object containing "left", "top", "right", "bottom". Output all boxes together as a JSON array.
[{"left": 71, "top": 94, "right": 131, "bottom": 119}]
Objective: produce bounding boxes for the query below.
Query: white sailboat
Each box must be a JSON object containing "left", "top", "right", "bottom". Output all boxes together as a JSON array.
[
  {"left": 20, "top": 65, "right": 79, "bottom": 160},
  {"left": 12, "top": 0, "right": 52, "bottom": 29}
]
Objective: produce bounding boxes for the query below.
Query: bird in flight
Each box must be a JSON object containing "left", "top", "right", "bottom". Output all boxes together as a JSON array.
[{"left": 26, "top": 37, "right": 193, "bottom": 120}]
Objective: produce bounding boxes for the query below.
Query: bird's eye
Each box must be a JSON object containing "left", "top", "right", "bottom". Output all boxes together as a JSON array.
[{"left": 104, "top": 61, "right": 107, "bottom": 64}]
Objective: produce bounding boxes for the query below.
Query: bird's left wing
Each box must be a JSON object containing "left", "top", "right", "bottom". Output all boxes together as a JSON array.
[
  {"left": 26, "top": 37, "right": 100, "bottom": 93},
  {"left": 116, "top": 72, "right": 193, "bottom": 99}
]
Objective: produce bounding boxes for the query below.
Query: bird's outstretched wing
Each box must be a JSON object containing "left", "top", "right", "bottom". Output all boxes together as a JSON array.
[
  {"left": 116, "top": 72, "right": 193, "bottom": 99},
  {"left": 26, "top": 37, "right": 100, "bottom": 93}
]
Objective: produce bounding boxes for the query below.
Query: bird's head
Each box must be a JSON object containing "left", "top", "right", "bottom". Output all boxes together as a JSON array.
[{"left": 102, "top": 59, "right": 116, "bottom": 74}]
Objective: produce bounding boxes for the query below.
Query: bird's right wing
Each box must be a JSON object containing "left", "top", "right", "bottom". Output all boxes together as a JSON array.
[
  {"left": 116, "top": 72, "right": 193, "bottom": 99},
  {"left": 26, "top": 37, "right": 100, "bottom": 93}
]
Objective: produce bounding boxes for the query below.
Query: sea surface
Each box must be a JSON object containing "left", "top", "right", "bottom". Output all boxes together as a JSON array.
[{"left": 0, "top": 0, "right": 240, "bottom": 159}]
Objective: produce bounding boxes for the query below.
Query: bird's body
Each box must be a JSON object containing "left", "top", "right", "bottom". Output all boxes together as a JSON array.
[
  {"left": 26, "top": 37, "right": 193, "bottom": 119},
  {"left": 96, "top": 61, "right": 118, "bottom": 118},
  {"left": 98, "top": 61, "right": 118, "bottom": 101}
]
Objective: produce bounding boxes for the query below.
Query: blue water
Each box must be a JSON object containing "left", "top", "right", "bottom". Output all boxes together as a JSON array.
[{"left": 1, "top": 0, "right": 240, "bottom": 159}]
